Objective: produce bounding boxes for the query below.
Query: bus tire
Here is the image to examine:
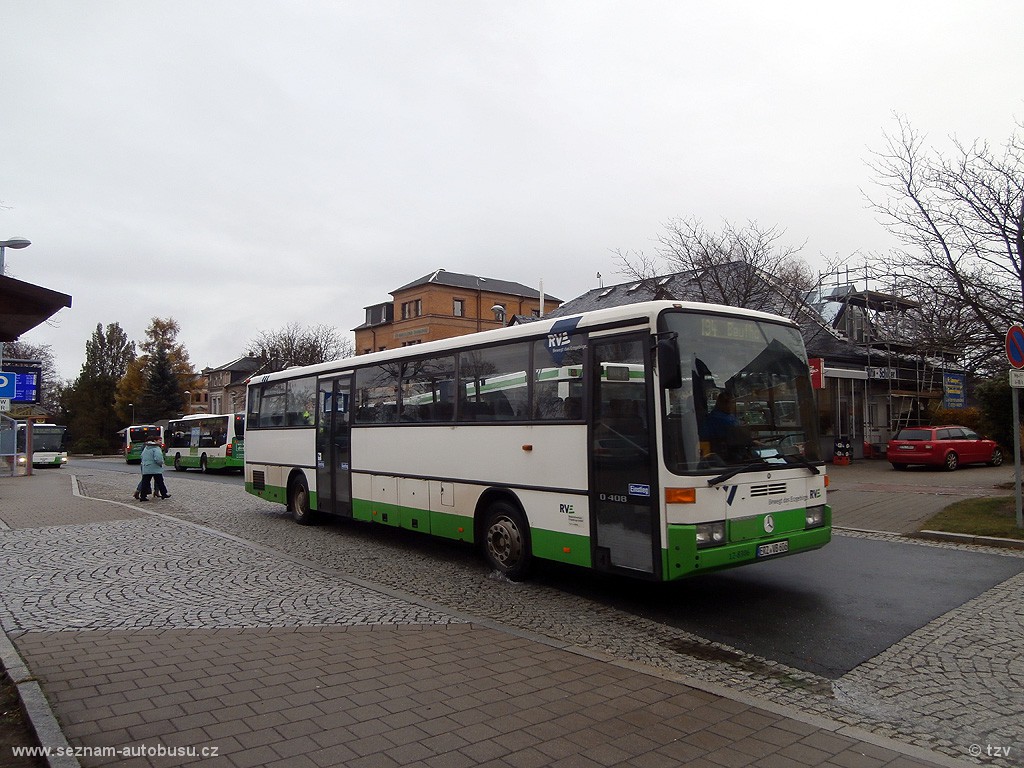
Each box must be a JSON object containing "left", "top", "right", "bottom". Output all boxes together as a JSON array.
[
  {"left": 481, "top": 501, "right": 532, "bottom": 581},
  {"left": 200, "top": 455, "right": 208, "bottom": 473},
  {"left": 173, "top": 454, "right": 187, "bottom": 472},
  {"left": 289, "top": 475, "right": 316, "bottom": 525}
]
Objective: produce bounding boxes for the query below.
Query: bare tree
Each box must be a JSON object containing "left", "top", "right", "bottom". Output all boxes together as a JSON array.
[
  {"left": 616, "top": 217, "right": 816, "bottom": 320},
  {"left": 865, "top": 114, "right": 1024, "bottom": 372},
  {"left": 247, "top": 322, "right": 353, "bottom": 372}
]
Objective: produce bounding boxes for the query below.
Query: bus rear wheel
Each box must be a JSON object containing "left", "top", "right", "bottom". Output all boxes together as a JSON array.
[
  {"left": 482, "top": 501, "right": 532, "bottom": 581},
  {"left": 290, "top": 476, "right": 316, "bottom": 525},
  {"left": 173, "top": 454, "right": 186, "bottom": 472}
]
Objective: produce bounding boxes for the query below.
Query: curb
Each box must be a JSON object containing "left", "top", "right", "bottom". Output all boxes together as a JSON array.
[
  {"left": 913, "top": 529, "right": 1024, "bottom": 550},
  {"left": 0, "top": 629, "right": 80, "bottom": 768}
]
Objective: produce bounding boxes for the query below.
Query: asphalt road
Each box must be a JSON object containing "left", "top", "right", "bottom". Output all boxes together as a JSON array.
[
  {"left": 575, "top": 535, "right": 1024, "bottom": 679},
  {"left": 74, "top": 456, "right": 243, "bottom": 486}
]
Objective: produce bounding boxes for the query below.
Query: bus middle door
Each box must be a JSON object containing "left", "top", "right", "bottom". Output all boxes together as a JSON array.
[
  {"left": 316, "top": 374, "right": 352, "bottom": 517},
  {"left": 590, "top": 335, "right": 659, "bottom": 577}
]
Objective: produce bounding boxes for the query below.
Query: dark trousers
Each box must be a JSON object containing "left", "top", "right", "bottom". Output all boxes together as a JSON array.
[{"left": 140, "top": 474, "right": 168, "bottom": 499}]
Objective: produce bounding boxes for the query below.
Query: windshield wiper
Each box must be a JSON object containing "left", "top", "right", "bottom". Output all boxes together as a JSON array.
[
  {"left": 707, "top": 461, "right": 769, "bottom": 487},
  {"left": 707, "top": 454, "right": 820, "bottom": 487},
  {"left": 781, "top": 453, "right": 821, "bottom": 474}
]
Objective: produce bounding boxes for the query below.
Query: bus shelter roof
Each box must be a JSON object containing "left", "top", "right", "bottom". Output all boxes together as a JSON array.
[{"left": 0, "top": 274, "right": 72, "bottom": 341}]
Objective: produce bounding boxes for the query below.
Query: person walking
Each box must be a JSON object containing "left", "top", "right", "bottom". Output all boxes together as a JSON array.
[{"left": 138, "top": 438, "right": 170, "bottom": 501}]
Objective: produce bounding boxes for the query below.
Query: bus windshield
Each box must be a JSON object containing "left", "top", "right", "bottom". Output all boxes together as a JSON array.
[
  {"left": 32, "top": 426, "right": 67, "bottom": 452},
  {"left": 660, "top": 312, "right": 822, "bottom": 473},
  {"left": 129, "top": 426, "right": 162, "bottom": 444}
]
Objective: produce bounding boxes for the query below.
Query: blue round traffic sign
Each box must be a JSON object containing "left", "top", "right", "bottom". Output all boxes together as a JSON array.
[{"left": 1007, "top": 325, "right": 1024, "bottom": 369}]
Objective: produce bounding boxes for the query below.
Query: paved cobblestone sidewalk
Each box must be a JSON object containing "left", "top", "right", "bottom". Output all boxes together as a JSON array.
[{"left": 0, "top": 467, "right": 1007, "bottom": 767}]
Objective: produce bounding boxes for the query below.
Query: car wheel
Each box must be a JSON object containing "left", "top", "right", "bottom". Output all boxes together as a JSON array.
[
  {"left": 482, "top": 501, "right": 532, "bottom": 580},
  {"left": 988, "top": 448, "right": 1004, "bottom": 467},
  {"left": 944, "top": 451, "right": 959, "bottom": 471},
  {"left": 891, "top": 463, "right": 907, "bottom": 471}
]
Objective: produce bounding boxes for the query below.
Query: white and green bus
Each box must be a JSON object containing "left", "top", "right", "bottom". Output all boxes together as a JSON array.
[
  {"left": 119, "top": 425, "right": 164, "bottom": 463},
  {"left": 244, "top": 300, "right": 830, "bottom": 581},
  {"left": 16, "top": 423, "right": 68, "bottom": 468},
  {"left": 165, "top": 413, "right": 245, "bottom": 472}
]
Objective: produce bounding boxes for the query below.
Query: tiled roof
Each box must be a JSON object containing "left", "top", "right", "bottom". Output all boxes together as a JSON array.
[
  {"left": 392, "top": 269, "right": 561, "bottom": 302},
  {"left": 547, "top": 268, "right": 868, "bottom": 362}
]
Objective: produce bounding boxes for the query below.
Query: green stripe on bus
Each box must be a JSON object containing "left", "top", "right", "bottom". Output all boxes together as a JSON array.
[
  {"left": 664, "top": 519, "right": 831, "bottom": 580},
  {"left": 531, "top": 528, "right": 591, "bottom": 568},
  {"left": 245, "top": 482, "right": 288, "bottom": 505},
  {"left": 350, "top": 495, "right": 590, "bottom": 567}
]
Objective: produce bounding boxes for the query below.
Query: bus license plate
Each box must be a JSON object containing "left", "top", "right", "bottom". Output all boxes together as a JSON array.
[{"left": 757, "top": 541, "right": 789, "bottom": 558}]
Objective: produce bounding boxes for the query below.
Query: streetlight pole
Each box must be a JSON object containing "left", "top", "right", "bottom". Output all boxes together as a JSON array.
[
  {"left": 476, "top": 276, "right": 486, "bottom": 332},
  {"left": 0, "top": 238, "right": 31, "bottom": 378}
]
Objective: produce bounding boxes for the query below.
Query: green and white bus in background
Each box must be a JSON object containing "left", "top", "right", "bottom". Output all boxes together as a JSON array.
[
  {"left": 244, "top": 300, "right": 831, "bottom": 581},
  {"left": 165, "top": 412, "right": 245, "bottom": 472},
  {"left": 119, "top": 425, "right": 164, "bottom": 463},
  {"left": 16, "top": 423, "right": 68, "bottom": 468}
]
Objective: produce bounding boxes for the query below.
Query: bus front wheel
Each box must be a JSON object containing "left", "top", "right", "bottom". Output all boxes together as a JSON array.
[
  {"left": 290, "top": 476, "right": 316, "bottom": 525},
  {"left": 482, "top": 501, "right": 532, "bottom": 581}
]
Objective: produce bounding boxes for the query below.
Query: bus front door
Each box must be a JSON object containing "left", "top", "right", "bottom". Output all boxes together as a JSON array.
[
  {"left": 316, "top": 374, "right": 352, "bottom": 517},
  {"left": 590, "top": 335, "right": 659, "bottom": 577}
]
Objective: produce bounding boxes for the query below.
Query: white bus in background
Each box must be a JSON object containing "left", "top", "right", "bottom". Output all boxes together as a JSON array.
[
  {"left": 165, "top": 413, "right": 245, "bottom": 472},
  {"left": 244, "top": 300, "right": 830, "bottom": 582},
  {"left": 17, "top": 423, "right": 68, "bottom": 468},
  {"left": 119, "top": 424, "right": 164, "bottom": 463}
]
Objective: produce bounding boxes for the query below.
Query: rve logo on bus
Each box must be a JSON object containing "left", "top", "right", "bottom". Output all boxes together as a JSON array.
[{"left": 545, "top": 317, "right": 583, "bottom": 366}]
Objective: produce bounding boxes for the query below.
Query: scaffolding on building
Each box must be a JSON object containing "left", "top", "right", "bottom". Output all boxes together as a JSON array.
[{"left": 813, "top": 266, "right": 958, "bottom": 453}]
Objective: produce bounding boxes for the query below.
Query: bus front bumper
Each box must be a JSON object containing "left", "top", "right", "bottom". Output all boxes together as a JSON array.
[{"left": 664, "top": 511, "right": 831, "bottom": 580}]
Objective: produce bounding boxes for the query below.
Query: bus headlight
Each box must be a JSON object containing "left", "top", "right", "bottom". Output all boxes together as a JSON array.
[
  {"left": 805, "top": 505, "right": 826, "bottom": 529},
  {"left": 695, "top": 521, "right": 726, "bottom": 548}
]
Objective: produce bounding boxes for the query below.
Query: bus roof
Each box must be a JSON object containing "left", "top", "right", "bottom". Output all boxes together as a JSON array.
[
  {"left": 168, "top": 413, "right": 244, "bottom": 423},
  {"left": 250, "top": 300, "right": 798, "bottom": 385}
]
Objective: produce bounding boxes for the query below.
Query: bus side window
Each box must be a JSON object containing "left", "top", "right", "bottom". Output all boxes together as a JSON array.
[{"left": 564, "top": 396, "right": 582, "bottom": 420}]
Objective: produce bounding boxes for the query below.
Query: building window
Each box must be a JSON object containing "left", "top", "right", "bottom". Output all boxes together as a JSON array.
[
  {"left": 401, "top": 299, "right": 422, "bottom": 320},
  {"left": 453, "top": 298, "right": 465, "bottom": 317}
]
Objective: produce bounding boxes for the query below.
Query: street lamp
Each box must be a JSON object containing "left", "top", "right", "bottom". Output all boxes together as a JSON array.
[
  {"left": 0, "top": 237, "right": 31, "bottom": 276},
  {"left": 129, "top": 403, "right": 135, "bottom": 423}
]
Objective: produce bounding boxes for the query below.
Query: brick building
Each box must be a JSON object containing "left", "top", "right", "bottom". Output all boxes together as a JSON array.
[{"left": 354, "top": 269, "right": 561, "bottom": 354}]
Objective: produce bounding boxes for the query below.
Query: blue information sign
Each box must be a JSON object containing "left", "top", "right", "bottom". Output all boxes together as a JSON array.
[
  {"left": 1008, "top": 325, "right": 1024, "bottom": 370},
  {"left": 0, "top": 370, "right": 40, "bottom": 402}
]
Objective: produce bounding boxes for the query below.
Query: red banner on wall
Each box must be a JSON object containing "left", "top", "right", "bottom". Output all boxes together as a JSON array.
[{"left": 809, "top": 358, "right": 825, "bottom": 389}]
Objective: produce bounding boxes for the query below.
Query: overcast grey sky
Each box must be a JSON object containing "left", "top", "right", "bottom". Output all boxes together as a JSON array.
[{"left": 3, "top": 1, "right": 1022, "bottom": 381}]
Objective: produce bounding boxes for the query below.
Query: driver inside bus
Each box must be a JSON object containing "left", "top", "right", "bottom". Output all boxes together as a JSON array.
[{"left": 704, "top": 391, "right": 755, "bottom": 460}]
